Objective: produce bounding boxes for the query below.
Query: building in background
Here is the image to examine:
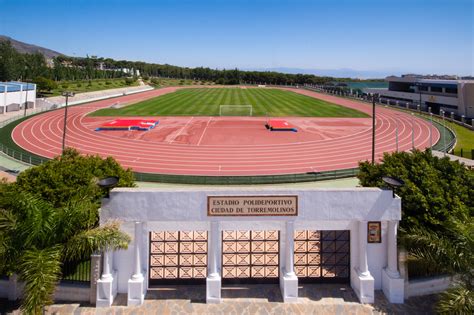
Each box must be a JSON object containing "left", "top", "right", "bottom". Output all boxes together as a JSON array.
[
  {"left": 0, "top": 82, "right": 36, "bottom": 114},
  {"left": 366, "top": 75, "right": 474, "bottom": 118}
]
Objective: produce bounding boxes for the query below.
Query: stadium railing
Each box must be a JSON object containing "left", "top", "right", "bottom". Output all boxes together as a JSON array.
[{"left": 303, "top": 86, "right": 459, "bottom": 153}]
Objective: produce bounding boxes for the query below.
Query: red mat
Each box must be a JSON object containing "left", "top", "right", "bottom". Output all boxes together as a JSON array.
[{"left": 267, "top": 119, "right": 297, "bottom": 131}]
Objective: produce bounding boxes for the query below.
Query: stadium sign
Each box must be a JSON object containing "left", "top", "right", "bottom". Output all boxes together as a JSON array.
[{"left": 207, "top": 195, "right": 298, "bottom": 216}]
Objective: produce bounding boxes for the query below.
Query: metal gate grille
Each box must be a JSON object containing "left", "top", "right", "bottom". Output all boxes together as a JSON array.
[
  {"left": 149, "top": 231, "right": 208, "bottom": 285},
  {"left": 294, "top": 230, "right": 350, "bottom": 283},
  {"left": 222, "top": 230, "right": 279, "bottom": 284}
]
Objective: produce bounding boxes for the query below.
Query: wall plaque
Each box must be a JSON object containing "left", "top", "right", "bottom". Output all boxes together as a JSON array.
[
  {"left": 367, "top": 221, "right": 382, "bottom": 243},
  {"left": 207, "top": 195, "right": 298, "bottom": 216}
]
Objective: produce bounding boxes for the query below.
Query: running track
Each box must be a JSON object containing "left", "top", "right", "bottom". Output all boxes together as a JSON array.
[{"left": 12, "top": 87, "right": 439, "bottom": 176}]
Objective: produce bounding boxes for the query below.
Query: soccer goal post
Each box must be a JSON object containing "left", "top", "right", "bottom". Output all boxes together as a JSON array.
[{"left": 219, "top": 105, "right": 253, "bottom": 116}]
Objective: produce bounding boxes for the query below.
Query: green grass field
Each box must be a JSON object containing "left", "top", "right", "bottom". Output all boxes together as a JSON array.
[{"left": 91, "top": 88, "right": 368, "bottom": 117}]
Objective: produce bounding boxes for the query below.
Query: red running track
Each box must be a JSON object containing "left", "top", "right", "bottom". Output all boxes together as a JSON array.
[{"left": 12, "top": 87, "right": 439, "bottom": 176}]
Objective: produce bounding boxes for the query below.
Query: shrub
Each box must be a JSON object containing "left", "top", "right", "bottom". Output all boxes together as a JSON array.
[
  {"left": 76, "top": 83, "right": 82, "bottom": 87},
  {"left": 15, "top": 148, "right": 135, "bottom": 207},
  {"left": 358, "top": 150, "right": 473, "bottom": 232},
  {"left": 33, "top": 76, "right": 58, "bottom": 92},
  {"left": 105, "top": 81, "right": 112, "bottom": 85}
]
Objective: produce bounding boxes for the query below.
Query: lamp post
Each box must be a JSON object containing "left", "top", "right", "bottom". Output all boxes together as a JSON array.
[
  {"left": 61, "top": 91, "right": 75, "bottom": 154},
  {"left": 371, "top": 93, "right": 378, "bottom": 164},
  {"left": 441, "top": 110, "right": 446, "bottom": 155},
  {"left": 429, "top": 110, "right": 433, "bottom": 149}
]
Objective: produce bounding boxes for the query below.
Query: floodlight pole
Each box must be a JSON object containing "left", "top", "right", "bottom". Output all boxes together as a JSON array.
[
  {"left": 61, "top": 91, "right": 75, "bottom": 154},
  {"left": 371, "top": 94, "right": 377, "bottom": 165}
]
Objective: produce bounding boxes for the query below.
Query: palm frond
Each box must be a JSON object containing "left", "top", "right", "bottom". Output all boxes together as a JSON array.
[
  {"left": 437, "top": 284, "right": 474, "bottom": 314},
  {"left": 55, "top": 198, "right": 98, "bottom": 242},
  {"left": 9, "top": 192, "right": 57, "bottom": 248},
  {"left": 63, "top": 221, "right": 130, "bottom": 262},
  {"left": 19, "top": 246, "right": 62, "bottom": 315}
]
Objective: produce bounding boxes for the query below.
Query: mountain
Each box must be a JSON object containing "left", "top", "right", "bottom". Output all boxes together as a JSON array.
[
  {"left": 0, "top": 35, "right": 64, "bottom": 59},
  {"left": 243, "top": 67, "right": 401, "bottom": 79}
]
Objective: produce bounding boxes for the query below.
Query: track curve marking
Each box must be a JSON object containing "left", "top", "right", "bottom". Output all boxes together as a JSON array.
[{"left": 12, "top": 87, "right": 439, "bottom": 176}]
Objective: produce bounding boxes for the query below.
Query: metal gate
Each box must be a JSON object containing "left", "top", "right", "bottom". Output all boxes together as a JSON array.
[
  {"left": 294, "top": 230, "right": 350, "bottom": 283},
  {"left": 222, "top": 230, "right": 280, "bottom": 284},
  {"left": 149, "top": 230, "right": 208, "bottom": 286}
]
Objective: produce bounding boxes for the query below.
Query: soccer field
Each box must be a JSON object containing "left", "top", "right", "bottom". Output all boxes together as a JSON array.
[{"left": 91, "top": 88, "right": 368, "bottom": 117}]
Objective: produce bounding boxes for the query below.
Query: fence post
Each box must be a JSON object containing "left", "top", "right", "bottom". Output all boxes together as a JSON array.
[
  {"left": 471, "top": 149, "right": 474, "bottom": 160},
  {"left": 90, "top": 252, "right": 102, "bottom": 305},
  {"left": 8, "top": 274, "right": 22, "bottom": 301},
  {"left": 460, "top": 149, "right": 463, "bottom": 157}
]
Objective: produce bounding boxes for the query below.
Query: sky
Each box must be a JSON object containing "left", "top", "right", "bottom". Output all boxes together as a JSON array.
[{"left": 0, "top": 0, "right": 473, "bottom": 77}]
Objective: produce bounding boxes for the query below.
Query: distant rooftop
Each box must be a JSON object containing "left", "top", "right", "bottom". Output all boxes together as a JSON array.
[{"left": 386, "top": 76, "right": 474, "bottom": 84}]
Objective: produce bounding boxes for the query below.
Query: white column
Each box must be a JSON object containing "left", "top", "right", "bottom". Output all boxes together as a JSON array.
[
  {"left": 128, "top": 221, "right": 145, "bottom": 306},
  {"left": 96, "top": 247, "right": 116, "bottom": 307},
  {"left": 280, "top": 221, "right": 298, "bottom": 302},
  {"left": 386, "top": 221, "right": 400, "bottom": 277},
  {"left": 209, "top": 221, "right": 220, "bottom": 278},
  {"left": 358, "top": 221, "right": 370, "bottom": 277},
  {"left": 101, "top": 248, "right": 112, "bottom": 280},
  {"left": 285, "top": 221, "right": 295, "bottom": 276},
  {"left": 206, "top": 221, "right": 222, "bottom": 303},
  {"left": 132, "top": 222, "right": 143, "bottom": 280},
  {"left": 382, "top": 221, "right": 405, "bottom": 303},
  {"left": 353, "top": 220, "right": 374, "bottom": 304}
]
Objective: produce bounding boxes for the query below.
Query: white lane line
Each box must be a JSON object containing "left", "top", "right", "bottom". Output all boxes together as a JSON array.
[
  {"left": 169, "top": 117, "right": 194, "bottom": 143},
  {"left": 197, "top": 117, "right": 212, "bottom": 146}
]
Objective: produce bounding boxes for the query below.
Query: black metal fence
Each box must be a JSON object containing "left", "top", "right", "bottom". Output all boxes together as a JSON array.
[
  {"left": 451, "top": 148, "right": 474, "bottom": 160},
  {"left": 61, "top": 259, "right": 91, "bottom": 284}
]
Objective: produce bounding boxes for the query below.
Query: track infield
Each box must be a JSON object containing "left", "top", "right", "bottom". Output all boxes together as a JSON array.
[
  {"left": 11, "top": 87, "right": 439, "bottom": 176},
  {"left": 90, "top": 88, "right": 369, "bottom": 118}
]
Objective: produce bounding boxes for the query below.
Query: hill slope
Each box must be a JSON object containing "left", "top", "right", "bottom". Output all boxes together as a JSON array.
[{"left": 0, "top": 35, "right": 64, "bottom": 59}]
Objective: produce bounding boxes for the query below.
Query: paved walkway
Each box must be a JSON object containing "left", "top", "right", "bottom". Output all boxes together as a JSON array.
[
  {"left": 13, "top": 284, "right": 437, "bottom": 315},
  {"left": 432, "top": 150, "right": 474, "bottom": 168},
  {"left": 44, "top": 82, "right": 152, "bottom": 107}
]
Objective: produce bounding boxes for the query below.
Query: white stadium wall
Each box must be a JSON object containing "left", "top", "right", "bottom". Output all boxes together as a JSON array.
[{"left": 97, "top": 187, "right": 405, "bottom": 307}]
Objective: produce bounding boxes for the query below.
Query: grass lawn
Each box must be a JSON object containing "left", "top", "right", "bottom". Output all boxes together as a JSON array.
[
  {"left": 42, "top": 78, "right": 139, "bottom": 97},
  {"left": 91, "top": 88, "right": 369, "bottom": 117},
  {"left": 441, "top": 119, "right": 474, "bottom": 158},
  {"left": 407, "top": 110, "right": 474, "bottom": 159}
]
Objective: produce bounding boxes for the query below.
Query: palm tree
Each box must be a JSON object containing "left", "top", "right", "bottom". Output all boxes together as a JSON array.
[
  {"left": 0, "top": 189, "right": 130, "bottom": 314},
  {"left": 401, "top": 218, "right": 473, "bottom": 313}
]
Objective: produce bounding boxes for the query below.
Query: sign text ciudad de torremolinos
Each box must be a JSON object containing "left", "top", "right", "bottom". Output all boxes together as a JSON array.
[{"left": 207, "top": 196, "right": 298, "bottom": 216}]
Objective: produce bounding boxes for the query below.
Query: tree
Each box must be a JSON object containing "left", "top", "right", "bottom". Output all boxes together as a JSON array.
[
  {"left": 402, "top": 218, "right": 473, "bottom": 313},
  {"left": 358, "top": 150, "right": 473, "bottom": 232},
  {"left": 358, "top": 150, "right": 473, "bottom": 312},
  {"left": 0, "top": 188, "right": 130, "bottom": 314},
  {"left": 15, "top": 148, "right": 136, "bottom": 208},
  {"left": 33, "top": 76, "right": 57, "bottom": 94}
]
